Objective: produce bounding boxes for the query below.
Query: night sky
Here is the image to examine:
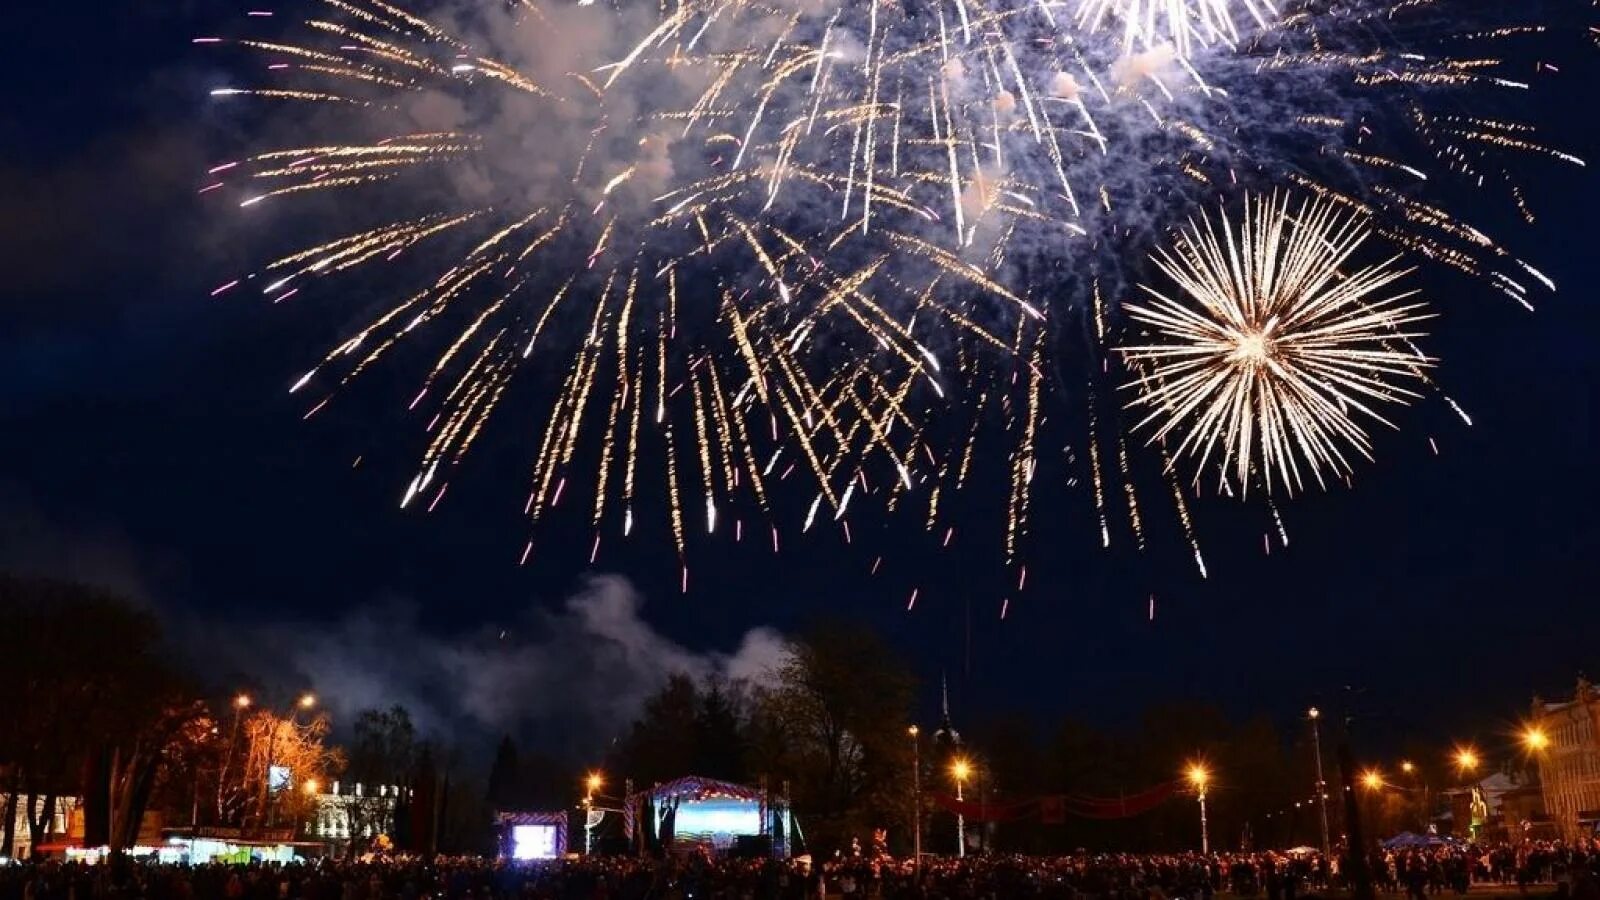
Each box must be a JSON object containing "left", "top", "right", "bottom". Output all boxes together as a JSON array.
[{"left": 4, "top": 1, "right": 1597, "bottom": 758}]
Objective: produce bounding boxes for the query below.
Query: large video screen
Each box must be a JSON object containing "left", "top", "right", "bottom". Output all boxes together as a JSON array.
[
  {"left": 512, "top": 824, "right": 559, "bottom": 860},
  {"left": 674, "top": 798, "right": 761, "bottom": 842}
]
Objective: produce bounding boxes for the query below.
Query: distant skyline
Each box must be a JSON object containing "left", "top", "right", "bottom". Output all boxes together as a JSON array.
[{"left": 2, "top": 0, "right": 1597, "bottom": 760}]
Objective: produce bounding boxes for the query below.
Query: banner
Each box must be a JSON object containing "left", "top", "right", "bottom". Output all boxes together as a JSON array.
[{"left": 931, "top": 781, "right": 1177, "bottom": 823}]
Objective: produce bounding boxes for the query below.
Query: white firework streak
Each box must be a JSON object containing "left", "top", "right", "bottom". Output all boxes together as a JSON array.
[{"left": 1121, "top": 193, "right": 1434, "bottom": 496}]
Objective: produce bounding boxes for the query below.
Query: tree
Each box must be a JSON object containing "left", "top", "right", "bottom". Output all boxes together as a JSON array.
[
  {"left": 615, "top": 674, "right": 702, "bottom": 787},
  {"left": 486, "top": 735, "right": 521, "bottom": 811},
  {"left": 236, "top": 708, "right": 343, "bottom": 835},
  {"left": 0, "top": 576, "right": 206, "bottom": 857},
  {"left": 748, "top": 621, "right": 915, "bottom": 854},
  {"left": 339, "top": 706, "right": 417, "bottom": 851},
  {"left": 694, "top": 676, "right": 749, "bottom": 783}
]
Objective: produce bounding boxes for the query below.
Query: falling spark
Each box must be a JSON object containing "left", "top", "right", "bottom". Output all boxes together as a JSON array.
[{"left": 204, "top": 0, "right": 1579, "bottom": 590}]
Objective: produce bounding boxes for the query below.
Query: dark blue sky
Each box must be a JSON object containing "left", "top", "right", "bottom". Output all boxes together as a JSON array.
[{"left": 3, "top": 0, "right": 1597, "bottom": 757}]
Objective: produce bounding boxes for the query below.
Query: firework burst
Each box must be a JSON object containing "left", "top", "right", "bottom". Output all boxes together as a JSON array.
[
  {"left": 1121, "top": 194, "right": 1434, "bottom": 495},
  {"left": 196, "top": 0, "right": 1587, "bottom": 585}
]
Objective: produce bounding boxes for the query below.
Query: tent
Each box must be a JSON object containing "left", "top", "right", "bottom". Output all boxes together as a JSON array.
[{"left": 1382, "top": 831, "right": 1462, "bottom": 850}]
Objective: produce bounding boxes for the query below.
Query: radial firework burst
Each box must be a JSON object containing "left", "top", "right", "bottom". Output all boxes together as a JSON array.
[{"left": 1121, "top": 194, "right": 1434, "bottom": 496}]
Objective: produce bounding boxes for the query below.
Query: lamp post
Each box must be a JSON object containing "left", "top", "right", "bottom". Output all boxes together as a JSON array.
[
  {"left": 951, "top": 758, "right": 971, "bottom": 859},
  {"left": 1187, "top": 763, "right": 1211, "bottom": 855},
  {"left": 301, "top": 779, "right": 320, "bottom": 838},
  {"left": 1453, "top": 747, "right": 1484, "bottom": 840},
  {"left": 1309, "top": 707, "right": 1331, "bottom": 858},
  {"left": 1400, "top": 761, "right": 1430, "bottom": 831},
  {"left": 260, "top": 693, "right": 316, "bottom": 829},
  {"left": 909, "top": 726, "right": 922, "bottom": 872},
  {"left": 1360, "top": 768, "right": 1385, "bottom": 838},
  {"left": 218, "top": 694, "right": 251, "bottom": 822},
  {"left": 584, "top": 772, "right": 604, "bottom": 855}
]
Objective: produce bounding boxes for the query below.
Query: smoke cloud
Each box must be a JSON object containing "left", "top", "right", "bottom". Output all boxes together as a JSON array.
[{"left": 207, "top": 574, "right": 791, "bottom": 757}]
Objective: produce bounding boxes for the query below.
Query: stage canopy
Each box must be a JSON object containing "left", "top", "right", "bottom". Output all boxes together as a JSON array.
[
  {"left": 495, "top": 811, "right": 568, "bottom": 860},
  {"left": 626, "top": 775, "right": 786, "bottom": 855}
]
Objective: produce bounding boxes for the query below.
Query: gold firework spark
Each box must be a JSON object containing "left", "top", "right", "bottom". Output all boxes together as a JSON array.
[
  {"left": 197, "top": 0, "right": 1585, "bottom": 586},
  {"left": 1121, "top": 194, "right": 1434, "bottom": 496}
]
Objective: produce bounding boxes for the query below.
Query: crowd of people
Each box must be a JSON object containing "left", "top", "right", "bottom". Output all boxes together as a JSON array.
[{"left": 2, "top": 842, "right": 1599, "bottom": 900}]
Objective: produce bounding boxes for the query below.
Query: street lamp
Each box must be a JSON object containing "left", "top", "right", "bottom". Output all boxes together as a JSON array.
[
  {"left": 260, "top": 692, "right": 319, "bottom": 829},
  {"left": 908, "top": 726, "right": 922, "bottom": 872},
  {"left": 1454, "top": 747, "right": 1481, "bottom": 776},
  {"left": 1398, "top": 761, "right": 1430, "bottom": 831},
  {"left": 950, "top": 757, "right": 972, "bottom": 859},
  {"left": 1522, "top": 727, "right": 1550, "bottom": 753},
  {"left": 1187, "top": 763, "right": 1211, "bottom": 855},
  {"left": 218, "top": 693, "right": 254, "bottom": 822},
  {"left": 1308, "top": 707, "right": 1331, "bottom": 858},
  {"left": 584, "top": 772, "right": 604, "bottom": 855},
  {"left": 1361, "top": 769, "right": 1385, "bottom": 791},
  {"left": 1308, "top": 708, "right": 1331, "bottom": 858}
]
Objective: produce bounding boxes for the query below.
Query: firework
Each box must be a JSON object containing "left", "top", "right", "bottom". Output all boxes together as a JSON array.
[
  {"left": 1121, "top": 194, "right": 1434, "bottom": 495},
  {"left": 198, "top": 0, "right": 1585, "bottom": 583}
]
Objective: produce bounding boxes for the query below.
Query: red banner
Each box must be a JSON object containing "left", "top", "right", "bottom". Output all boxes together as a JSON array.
[{"left": 931, "top": 781, "right": 1177, "bottom": 823}]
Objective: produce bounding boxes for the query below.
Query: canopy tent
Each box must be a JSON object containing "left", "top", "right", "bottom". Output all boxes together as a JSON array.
[{"left": 1382, "top": 831, "right": 1463, "bottom": 850}]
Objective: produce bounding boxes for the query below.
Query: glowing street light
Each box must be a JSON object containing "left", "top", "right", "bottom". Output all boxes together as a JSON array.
[
  {"left": 1401, "top": 761, "right": 1416, "bottom": 775},
  {"left": 1523, "top": 727, "right": 1550, "bottom": 753},
  {"left": 235, "top": 694, "right": 253, "bottom": 709},
  {"left": 951, "top": 757, "right": 972, "bottom": 858},
  {"left": 1187, "top": 762, "right": 1211, "bottom": 855},
  {"left": 1454, "top": 747, "right": 1481, "bottom": 775},
  {"left": 298, "top": 693, "right": 317, "bottom": 710},
  {"left": 583, "top": 771, "right": 604, "bottom": 855},
  {"left": 1361, "top": 769, "right": 1385, "bottom": 791},
  {"left": 1307, "top": 707, "right": 1331, "bottom": 858},
  {"left": 908, "top": 726, "right": 922, "bottom": 871}
]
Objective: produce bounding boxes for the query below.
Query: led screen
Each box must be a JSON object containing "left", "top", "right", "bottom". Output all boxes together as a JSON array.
[
  {"left": 674, "top": 798, "right": 761, "bottom": 838},
  {"left": 512, "top": 824, "right": 558, "bottom": 860}
]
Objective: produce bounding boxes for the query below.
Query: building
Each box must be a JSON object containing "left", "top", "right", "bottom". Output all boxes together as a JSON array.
[
  {"left": 308, "top": 781, "right": 403, "bottom": 849},
  {"left": 1439, "top": 772, "right": 1552, "bottom": 843},
  {"left": 1, "top": 796, "right": 82, "bottom": 861},
  {"left": 1531, "top": 677, "right": 1600, "bottom": 841}
]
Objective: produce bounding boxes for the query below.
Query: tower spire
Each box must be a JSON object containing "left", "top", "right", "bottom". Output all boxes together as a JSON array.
[{"left": 935, "top": 671, "right": 960, "bottom": 746}]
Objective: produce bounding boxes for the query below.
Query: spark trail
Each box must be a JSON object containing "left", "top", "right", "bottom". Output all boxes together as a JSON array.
[{"left": 201, "top": 0, "right": 1587, "bottom": 590}]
